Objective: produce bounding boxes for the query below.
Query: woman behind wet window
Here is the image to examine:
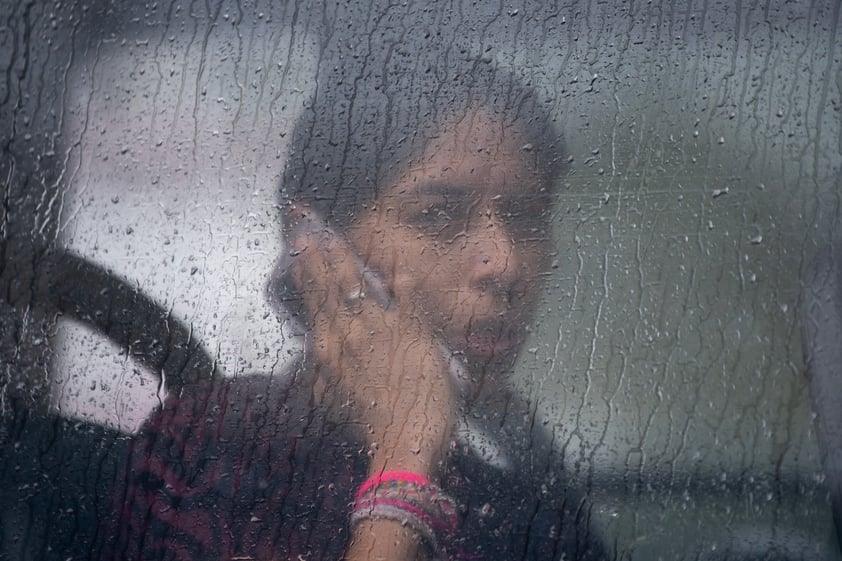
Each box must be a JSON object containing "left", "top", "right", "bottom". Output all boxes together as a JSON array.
[{"left": 112, "top": 60, "right": 605, "bottom": 561}]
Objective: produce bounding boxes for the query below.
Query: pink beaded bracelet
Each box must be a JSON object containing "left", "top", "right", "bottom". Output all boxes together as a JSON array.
[{"left": 351, "top": 471, "right": 460, "bottom": 552}]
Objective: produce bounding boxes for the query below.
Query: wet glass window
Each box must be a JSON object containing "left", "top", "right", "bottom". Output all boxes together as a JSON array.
[{"left": 1, "top": 2, "right": 841, "bottom": 560}]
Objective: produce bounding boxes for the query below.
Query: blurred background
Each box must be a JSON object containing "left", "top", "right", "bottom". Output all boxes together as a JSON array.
[{"left": 1, "top": 1, "right": 840, "bottom": 559}]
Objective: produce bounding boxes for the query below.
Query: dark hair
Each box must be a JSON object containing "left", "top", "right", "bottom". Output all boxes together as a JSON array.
[{"left": 279, "top": 59, "right": 565, "bottom": 235}]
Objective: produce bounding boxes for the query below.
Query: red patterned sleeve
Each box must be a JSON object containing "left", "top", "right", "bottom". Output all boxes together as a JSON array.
[{"left": 107, "top": 376, "right": 364, "bottom": 561}]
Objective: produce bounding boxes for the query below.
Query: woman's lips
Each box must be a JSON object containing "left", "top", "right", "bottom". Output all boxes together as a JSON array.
[
  {"left": 438, "top": 310, "right": 524, "bottom": 358},
  {"left": 463, "top": 330, "right": 516, "bottom": 357}
]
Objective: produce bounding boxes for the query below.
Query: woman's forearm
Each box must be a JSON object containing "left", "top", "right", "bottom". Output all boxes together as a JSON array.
[
  {"left": 365, "top": 397, "right": 452, "bottom": 475},
  {"left": 349, "top": 416, "right": 451, "bottom": 561}
]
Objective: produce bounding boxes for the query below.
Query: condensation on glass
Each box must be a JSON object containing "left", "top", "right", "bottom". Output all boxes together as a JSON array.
[{"left": 1, "top": 1, "right": 840, "bottom": 560}]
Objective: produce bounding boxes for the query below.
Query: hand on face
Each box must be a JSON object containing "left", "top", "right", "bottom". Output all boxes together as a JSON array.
[{"left": 288, "top": 209, "right": 454, "bottom": 475}]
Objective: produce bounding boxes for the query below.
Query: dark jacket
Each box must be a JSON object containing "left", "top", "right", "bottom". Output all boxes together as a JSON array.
[{"left": 2, "top": 373, "right": 605, "bottom": 560}]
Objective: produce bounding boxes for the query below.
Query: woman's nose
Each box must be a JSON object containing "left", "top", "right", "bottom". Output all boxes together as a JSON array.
[{"left": 470, "top": 212, "right": 524, "bottom": 297}]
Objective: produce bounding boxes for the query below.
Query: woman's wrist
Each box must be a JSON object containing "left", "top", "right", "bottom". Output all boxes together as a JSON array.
[
  {"left": 350, "top": 470, "right": 460, "bottom": 560},
  {"left": 367, "top": 442, "right": 441, "bottom": 477},
  {"left": 366, "top": 414, "right": 452, "bottom": 477},
  {"left": 346, "top": 518, "right": 423, "bottom": 561}
]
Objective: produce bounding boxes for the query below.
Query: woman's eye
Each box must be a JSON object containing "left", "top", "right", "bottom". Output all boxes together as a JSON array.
[
  {"left": 424, "top": 205, "right": 450, "bottom": 222},
  {"left": 409, "top": 205, "right": 447, "bottom": 227}
]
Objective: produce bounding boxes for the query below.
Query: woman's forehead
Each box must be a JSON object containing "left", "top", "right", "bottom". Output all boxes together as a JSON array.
[
  {"left": 369, "top": 105, "right": 546, "bottom": 206},
  {"left": 432, "top": 106, "right": 527, "bottom": 152}
]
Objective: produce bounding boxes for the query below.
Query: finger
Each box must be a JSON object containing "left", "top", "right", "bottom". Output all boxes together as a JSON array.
[
  {"left": 312, "top": 228, "right": 395, "bottom": 311},
  {"left": 285, "top": 208, "right": 356, "bottom": 318},
  {"left": 288, "top": 221, "right": 393, "bottom": 370},
  {"left": 285, "top": 210, "right": 453, "bottom": 427},
  {"left": 290, "top": 232, "right": 349, "bottom": 328}
]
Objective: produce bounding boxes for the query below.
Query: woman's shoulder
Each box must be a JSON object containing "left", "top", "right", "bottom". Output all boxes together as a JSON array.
[
  {"left": 117, "top": 370, "right": 367, "bottom": 561},
  {"left": 144, "top": 368, "right": 309, "bottom": 429},
  {"left": 446, "top": 394, "right": 608, "bottom": 561},
  {"left": 133, "top": 367, "right": 365, "bottom": 469}
]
